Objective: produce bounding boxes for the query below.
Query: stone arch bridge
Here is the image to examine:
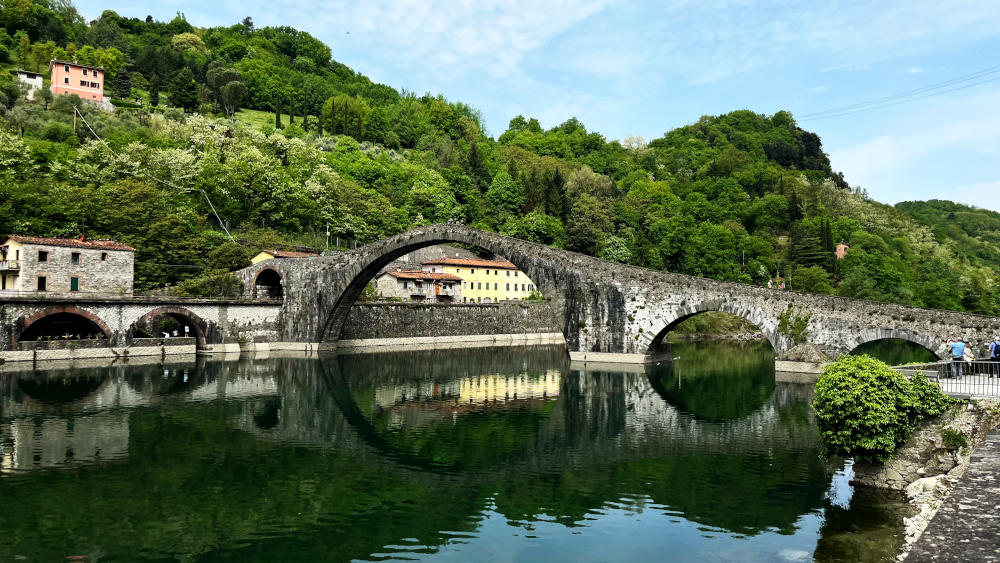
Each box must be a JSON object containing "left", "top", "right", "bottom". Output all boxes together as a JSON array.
[{"left": 234, "top": 223, "right": 1000, "bottom": 363}]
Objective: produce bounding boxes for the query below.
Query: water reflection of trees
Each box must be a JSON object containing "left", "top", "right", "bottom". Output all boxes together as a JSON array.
[
  {"left": 648, "top": 340, "right": 776, "bottom": 421},
  {"left": 0, "top": 346, "right": 857, "bottom": 560}
]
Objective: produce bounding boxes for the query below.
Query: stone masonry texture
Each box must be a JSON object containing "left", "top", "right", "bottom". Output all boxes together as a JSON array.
[
  {"left": 236, "top": 224, "right": 1000, "bottom": 360},
  {"left": 339, "top": 302, "right": 561, "bottom": 341}
]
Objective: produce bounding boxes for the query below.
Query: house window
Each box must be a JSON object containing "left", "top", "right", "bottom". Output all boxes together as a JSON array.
[
  {"left": 494, "top": 283, "right": 498, "bottom": 290},
  {"left": 477, "top": 282, "right": 481, "bottom": 289},
  {"left": 506, "top": 271, "right": 510, "bottom": 277},
  {"left": 462, "top": 282, "right": 466, "bottom": 288},
  {"left": 64, "top": 77, "right": 69, "bottom": 84},
  {"left": 415, "top": 281, "right": 422, "bottom": 288},
  {"left": 64, "top": 65, "right": 70, "bottom": 72},
  {"left": 101, "top": 252, "right": 108, "bottom": 261},
  {"left": 37, "top": 277, "right": 47, "bottom": 291},
  {"left": 70, "top": 277, "right": 79, "bottom": 292},
  {"left": 93, "top": 83, "right": 100, "bottom": 89},
  {"left": 515, "top": 271, "right": 519, "bottom": 277},
  {"left": 402, "top": 281, "right": 409, "bottom": 289},
  {"left": 522, "top": 284, "right": 526, "bottom": 291},
  {"left": 528, "top": 285, "right": 534, "bottom": 291},
  {"left": 506, "top": 283, "right": 510, "bottom": 290},
  {"left": 471, "top": 269, "right": 475, "bottom": 274},
  {"left": 71, "top": 252, "right": 80, "bottom": 265},
  {"left": 456, "top": 269, "right": 460, "bottom": 274},
  {"left": 38, "top": 251, "right": 48, "bottom": 262},
  {"left": 80, "top": 80, "right": 88, "bottom": 86},
  {"left": 83, "top": 69, "right": 88, "bottom": 76}
]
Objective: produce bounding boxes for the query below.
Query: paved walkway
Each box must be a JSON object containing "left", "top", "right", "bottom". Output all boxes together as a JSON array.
[{"left": 907, "top": 428, "right": 1000, "bottom": 561}]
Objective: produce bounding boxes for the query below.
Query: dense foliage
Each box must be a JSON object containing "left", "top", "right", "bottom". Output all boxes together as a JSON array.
[
  {"left": 812, "top": 355, "right": 954, "bottom": 462},
  {"left": 0, "top": 1, "right": 997, "bottom": 312}
]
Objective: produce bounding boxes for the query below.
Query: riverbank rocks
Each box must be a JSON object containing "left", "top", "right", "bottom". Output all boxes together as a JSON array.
[
  {"left": 847, "top": 400, "right": 1000, "bottom": 561},
  {"left": 779, "top": 343, "right": 832, "bottom": 363}
]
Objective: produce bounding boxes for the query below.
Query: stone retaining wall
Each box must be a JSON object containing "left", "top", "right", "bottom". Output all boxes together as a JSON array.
[{"left": 337, "top": 302, "right": 562, "bottom": 341}]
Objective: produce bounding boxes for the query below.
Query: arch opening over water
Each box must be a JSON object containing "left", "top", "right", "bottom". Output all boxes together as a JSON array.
[
  {"left": 129, "top": 307, "right": 208, "bottom": 349},
  {"left": 647, "top": 308, "right": 774, "bottom": 359},
  {"left": 18, "top": 308, "right": 113, "bottom": 345},
  {"left": 849, "top": 338, "right": 940, "bottom": 365},
  {"left": 322, "top": 238, "right": 556, "bottom": 343},
  {"left": 848, "top": 328, "right": 946, "bottom": 363}
]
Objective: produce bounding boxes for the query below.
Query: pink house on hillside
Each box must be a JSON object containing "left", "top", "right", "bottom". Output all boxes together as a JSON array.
[{"left": 49, "top": 60, "right": 107, "bottom": 104}]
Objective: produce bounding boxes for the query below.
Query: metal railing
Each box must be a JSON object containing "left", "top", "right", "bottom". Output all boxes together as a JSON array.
[{"left": 894, "top": 360, "right": 1000, "bottom": 398}]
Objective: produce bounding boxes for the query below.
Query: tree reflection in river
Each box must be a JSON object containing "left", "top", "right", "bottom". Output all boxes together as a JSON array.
[{"left": 0, "top": 344, "right": 905, "bottom": 562}]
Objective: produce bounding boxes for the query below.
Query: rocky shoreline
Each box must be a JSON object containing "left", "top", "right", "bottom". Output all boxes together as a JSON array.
[{"left": 850, "top": 400, "right": 1000, "bottom": 561}]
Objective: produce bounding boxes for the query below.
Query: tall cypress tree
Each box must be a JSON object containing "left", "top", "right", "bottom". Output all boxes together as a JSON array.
[{"left": 149, "top": 74, "right": 160, "bottom": 107}]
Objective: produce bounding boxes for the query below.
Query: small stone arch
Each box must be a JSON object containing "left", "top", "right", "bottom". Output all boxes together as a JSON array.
[
  {"left": 130, "top": 306, "right": 210, "bottom": 349},
  {"left": 646, "top": 299, "right": 780, "bottom": 358},
  {"left": 252, "top": 267, "right": 284, "bottom": 299},
  {"left": 15, "top": 306, "right": 114, "bottom": 348},
  {"left": 847, "top": 327, "right": 946, "bottom": 361}
]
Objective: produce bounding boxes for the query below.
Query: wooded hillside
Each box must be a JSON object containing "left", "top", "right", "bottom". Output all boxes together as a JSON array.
[{"left": 0, "top": 2, "right": 996, "bottom": 314}]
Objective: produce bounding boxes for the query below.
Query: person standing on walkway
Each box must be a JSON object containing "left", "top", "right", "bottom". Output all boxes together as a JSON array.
[
  {"left": 947, "top": 338, "right": 965, "bottom": 379},
  {"left": 990, "top": 336, "right": 1000, "bottom": 378}
]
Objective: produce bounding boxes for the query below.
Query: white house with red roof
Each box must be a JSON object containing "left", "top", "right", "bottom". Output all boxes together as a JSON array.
[
  {"left": 373, "top": 270, "right": 462, "bottom": 303},
  {"left": 0, "top": 235, "right": 135, "bottom": 295}
]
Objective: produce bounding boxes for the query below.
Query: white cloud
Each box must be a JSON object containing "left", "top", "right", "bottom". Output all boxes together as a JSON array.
[{"left": 907, "top": 66, "right": 925, "bottom": 74}]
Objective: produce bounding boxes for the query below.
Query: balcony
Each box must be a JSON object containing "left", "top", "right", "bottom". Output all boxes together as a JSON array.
[{"left": 0, "top": 260, "right": 20, "bottom": 271}]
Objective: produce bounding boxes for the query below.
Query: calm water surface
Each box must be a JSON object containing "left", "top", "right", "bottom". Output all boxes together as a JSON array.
[{"left": 0, "top": 342, "right": 911, "bottom": 562}]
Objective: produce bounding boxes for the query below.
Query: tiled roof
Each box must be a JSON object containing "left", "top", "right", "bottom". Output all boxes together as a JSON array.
[
  {"left": 382, "top": 271, "right": 462, "bottom": 281},
  {"left": 421, "top": 257, "right": 518, "bottom": 269},
  {"left": 2, "top": 235, "right": 135, "bottom": 252},
  {"left": 50, "top": 59, "right": 104, "bottom": 71},
  {"left": 262, "top": 249, "right": 318, "bottom": 258}
]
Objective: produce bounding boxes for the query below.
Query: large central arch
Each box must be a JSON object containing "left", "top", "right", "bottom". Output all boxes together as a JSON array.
[{"left": 311, "top": 229, "right": 567, "bottom": 345}]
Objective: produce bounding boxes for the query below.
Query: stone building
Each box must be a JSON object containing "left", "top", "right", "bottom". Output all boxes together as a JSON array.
[
  {"left": 0, "top": 235, "right": 135, "bottom": 295},
  {"left": 373, "top": 270, "right": 462, "bottom": 302},
  {"left": 16, "top": 70, "right": 43, "bottom": 100},
  {"left": 421, "top": 257, "right": 535, "bottom": 303}
]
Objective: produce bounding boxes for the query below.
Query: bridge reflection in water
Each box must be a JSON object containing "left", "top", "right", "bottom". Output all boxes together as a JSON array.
[{"left": 0, "top": 344, "right": 906, "bottom": 562}]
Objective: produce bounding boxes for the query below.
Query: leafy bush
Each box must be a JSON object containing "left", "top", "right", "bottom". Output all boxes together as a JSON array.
[
  {"left": 175, "top": 270, "right": 244, "bottom": 298},
  {"left": 941, "top": 428, "right": 967, "bottom": 451},
  {"left": 39, "top": 121, "right": 78, "bottom": 144},
  {"left": 812, "top": 355, "right": 956, "bottom": 462}
]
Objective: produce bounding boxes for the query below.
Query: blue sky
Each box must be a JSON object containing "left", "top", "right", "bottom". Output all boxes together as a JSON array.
[{"left": 77, "top": 0, "right": 1000, "bottom": 211}]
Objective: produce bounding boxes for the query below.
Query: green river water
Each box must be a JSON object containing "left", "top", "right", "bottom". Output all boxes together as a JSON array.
[{"left": 0, "top": 340, "right": 929, "bottom": 562}]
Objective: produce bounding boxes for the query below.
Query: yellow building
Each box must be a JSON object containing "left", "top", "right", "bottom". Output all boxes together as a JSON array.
[
  {"left": 250, "top": 249, "right": 318, "bottom": 265},
  {"left": 421, "top": 258, "right": 535, "bottom": 303}
]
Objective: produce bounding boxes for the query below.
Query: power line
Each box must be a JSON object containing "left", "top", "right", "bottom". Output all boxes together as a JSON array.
[
  {"left": 798, "top": 64, "right": 1000, "bottom": 121},
  {"left": 800, "top": 74, "right": 1000, "bottom": 121},
  {"left": 73, "top": 108, "right": 235, "bottom": 241}
]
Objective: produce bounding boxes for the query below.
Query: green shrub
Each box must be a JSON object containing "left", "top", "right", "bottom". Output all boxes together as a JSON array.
[
  {"left": 812, "top": 355, "right": 956, "bottom": 462},
  {"left": 40, "top": 121, "right": 78, "bottom": 144},
  {"left": 175, "top": 270, "right": 244, "bottom": 298},
  {"left": 941, "top": 428, "right": 967, "bottom": 451}
]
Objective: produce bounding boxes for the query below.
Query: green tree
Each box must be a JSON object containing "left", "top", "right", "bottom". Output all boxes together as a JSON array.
[
  {"left": 113, "top": 70, "right": 132, "bottom": 99},
  {"left": 149, "top": 74, "right": 160, "bottom": 106},
  {"left": 168, "top": 68, "right": 198, "bottom": 111},
  {"left": 484, "top": 169, "right": 525, "bottom": 223}
]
